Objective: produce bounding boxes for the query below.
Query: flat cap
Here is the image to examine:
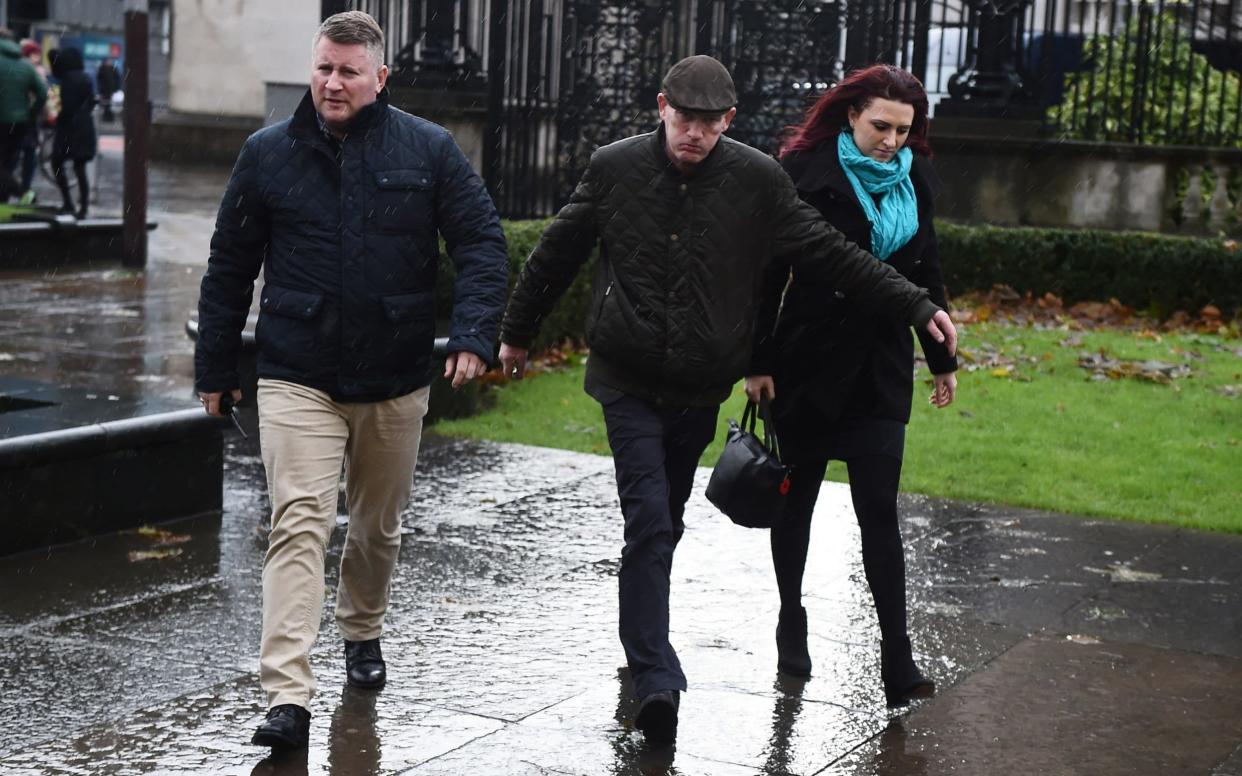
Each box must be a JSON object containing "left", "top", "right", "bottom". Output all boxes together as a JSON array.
[{"left": 661, "top": 55, "right": 736, "bottom": 114}]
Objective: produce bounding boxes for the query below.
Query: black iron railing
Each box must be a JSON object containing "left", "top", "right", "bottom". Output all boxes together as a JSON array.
[{"left": 324, "top": 0, "right": 1242, "bottom": 216}]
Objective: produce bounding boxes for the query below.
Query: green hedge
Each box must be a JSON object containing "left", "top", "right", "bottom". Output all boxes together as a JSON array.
[
  {"left": 436, "top": 220, "right": 1240, "bottom": 352},
  {"left": 437, "top": 218, "right": 598, "bottom": 352},
  {"left": 938, "top": 222, "right": 1242, "bottom": 317}
]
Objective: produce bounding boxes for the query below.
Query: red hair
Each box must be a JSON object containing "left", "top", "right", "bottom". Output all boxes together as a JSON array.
[{"left": 780, "top": 64, "right": 932, "bottom": 158}]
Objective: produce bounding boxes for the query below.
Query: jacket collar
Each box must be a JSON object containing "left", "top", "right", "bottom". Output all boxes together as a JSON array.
[
  {"left": 288, "top": 87, "right": 390, "bottom": 147},
  {"left": 784, "top": 142, "right": 856, "bottom": 200}
]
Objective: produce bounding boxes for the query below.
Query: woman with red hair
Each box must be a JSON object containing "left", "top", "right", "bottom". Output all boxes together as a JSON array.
[{"left": 746, "top": 64, "right": 958, "bottom": 706}]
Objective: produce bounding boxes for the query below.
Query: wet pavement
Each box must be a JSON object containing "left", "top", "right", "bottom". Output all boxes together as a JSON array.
[{"left": 2, "top": 138, "right": 1242, "bottom": 775}]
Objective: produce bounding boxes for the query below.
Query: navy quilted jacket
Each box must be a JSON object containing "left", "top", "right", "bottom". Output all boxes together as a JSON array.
[
  {"left": 501, "top": 127, "right": 939, "bottom": 407},
  {"left": 195, "top": 89, "right": 508, "bottom": 402}
]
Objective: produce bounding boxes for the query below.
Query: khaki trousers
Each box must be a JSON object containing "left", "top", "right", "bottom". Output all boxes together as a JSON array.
[{"left": 256, "top": 378, "right": 429, "bottom": 709}]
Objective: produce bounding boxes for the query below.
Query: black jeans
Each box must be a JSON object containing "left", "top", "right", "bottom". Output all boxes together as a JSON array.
[{"left": 596, "top": 387, "right": 719, "bottom": 699}]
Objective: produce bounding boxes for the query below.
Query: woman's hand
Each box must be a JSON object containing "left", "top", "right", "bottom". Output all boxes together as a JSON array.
[
  {"left": 744, "top": 375, "right": 775, "bottom": 403},
  {"left": 929, "top": 372, "right": 957, "bottom": 408}
]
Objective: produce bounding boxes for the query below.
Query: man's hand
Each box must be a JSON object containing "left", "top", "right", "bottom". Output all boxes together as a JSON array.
[
  {"left": 199, "top": 389, "right": 242, "bottom": 416},
  {"left": 924, "top": 309, "right": 958, "bottom": 357},
  {"left": 744, "top": 375, "right": 775, "bottom": 403},
  {"left": 444, "top": 351, "right": 488, "bottom": 389},
  {"left": 498, "top": 343, "right": 529, "bottom": 380},
  {"left": 929, "top": 372, "right": 957, "bottom": 408}
]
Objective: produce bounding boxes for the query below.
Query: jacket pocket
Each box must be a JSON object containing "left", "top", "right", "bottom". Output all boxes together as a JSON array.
[
  {"left": 371, "top": 169, "right": 434, "bottom": 233},
  {"left": 256, "top": 285, "right": 332, "bottom": 371},
  {"left": 260, "top": 285, "right": 324, "bottom": 320},
  {"left": 375, "top": 290, "right": 435, "bottom": 368},
  {"left": 381, "top": 290, "right": 434, "bottom": 324}
]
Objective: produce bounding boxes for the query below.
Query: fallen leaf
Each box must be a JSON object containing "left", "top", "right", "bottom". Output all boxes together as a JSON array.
[
  {"left": 128, "top": 548, "right": 183, "bottom": 562},
  {"left": 1066, "top": 634, "right": 1101, "bottom": 645},
  {"left": 1078, "top": 351, "right": 1191, "bottom": 383},
  {"left": 135, "top": 526, "right": 192, "bottom": 546}
]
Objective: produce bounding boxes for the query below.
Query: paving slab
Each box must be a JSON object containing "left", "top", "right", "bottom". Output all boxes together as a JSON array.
[
  {"left": 0, "top": 675, "right": 504, "bottom": 776},
  {"left": 823, "top": 634, "right": 1242, "bottom": 776}
]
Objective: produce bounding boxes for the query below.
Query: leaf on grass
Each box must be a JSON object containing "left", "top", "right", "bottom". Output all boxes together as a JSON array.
[
  {"left": 128, "top": 548, "right": 183, "bottom": 562},
  {"left": 1059, "top": 334, "right": 1085, "bottom": 348},
  {"left": 1078, "top": 352, "right": 1192, "bottom": 383},
  {"left": 1220, "top": 385, "right": 1239, "bottom": 398}
]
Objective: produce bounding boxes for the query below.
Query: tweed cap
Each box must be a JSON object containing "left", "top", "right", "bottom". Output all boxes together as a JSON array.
[{"left": 661, "top": 55, "right": 737, "bottom": 114}]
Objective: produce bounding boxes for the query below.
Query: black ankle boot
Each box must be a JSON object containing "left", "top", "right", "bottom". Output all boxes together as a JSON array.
[
  {"left": 776, "top": 606, "right": 812, "bottom": 677},
  {"left": 880, "top": 637, "right": 935, "bottom": 707},
  {"left": 345, "top": 638, "right": 386, "bottom": 689},
  {"left": 251, "top": 704, "right": 310, "bottom": 749}
]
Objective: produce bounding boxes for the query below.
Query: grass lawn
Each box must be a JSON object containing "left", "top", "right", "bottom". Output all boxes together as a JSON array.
[
  {"left": 435, "top": 324, "right": 1242, "bottom": 533},
  {"left": 0, "top": 203, "right": 33, "bottom": 223}
]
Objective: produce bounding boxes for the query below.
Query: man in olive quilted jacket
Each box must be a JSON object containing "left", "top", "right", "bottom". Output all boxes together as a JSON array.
[{"left": 498, "top": 55, "right": 956, "bottom": 746}]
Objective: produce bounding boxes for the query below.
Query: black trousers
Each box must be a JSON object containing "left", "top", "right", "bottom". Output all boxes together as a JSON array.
[
  {"left": 770, "top": 419, "right": 910, "bottom": 643},
  {"left": 596, "top": 388, "right": 719, "bottom": 699}
]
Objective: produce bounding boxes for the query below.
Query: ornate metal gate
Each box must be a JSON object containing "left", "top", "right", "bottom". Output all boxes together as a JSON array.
[{"left": 326, "top": 0, "right": 907, "bottom": 217}]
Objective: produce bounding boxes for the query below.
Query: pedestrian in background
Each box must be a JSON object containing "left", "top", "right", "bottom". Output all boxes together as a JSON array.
[
  {"left": 48, "top": 46, "right": 96, "bottom": 218},
  {"left": 195, "top": 10, "right": 508, "bottom": 751},
  {"left": 747, "top": 64, "right": 957, "bottom": 706},
  {"left": 499, "top": 55, "right": 956, "bottom": 747},
  {"left": 96, "top": 56, "right": 120, "bottom": 122},
  {"left": 16, "top": 39, "right": 48, "bottom": 203},
  {"left": 0, "top": 28, "right": 47, "bottom": 203}
]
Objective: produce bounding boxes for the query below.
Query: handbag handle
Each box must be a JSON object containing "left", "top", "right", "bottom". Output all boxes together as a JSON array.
[{"left": 741, "top": 396, "right": 783, "bottom": 463}]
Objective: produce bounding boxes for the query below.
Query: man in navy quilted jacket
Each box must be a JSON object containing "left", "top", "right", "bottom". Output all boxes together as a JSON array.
[{"left": 194, "top": 11, "right": 508, "bottom": 750}]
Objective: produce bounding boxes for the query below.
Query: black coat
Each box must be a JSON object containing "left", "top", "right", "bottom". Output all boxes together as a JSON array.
[
  {"left": 96, "top": 62, "right": 120, "bottom": 96},
  {"left": 752, "top": 144, "right": 957, "bottom": 425},
  {"left": 50, "top": 48, "right": 96, "bottom": 163},
  {"left": 195, "top": 89, "right": 509, "bottom": 402},
  {"left": 501, "top": 125, "right": 942, "bottom": 407}
]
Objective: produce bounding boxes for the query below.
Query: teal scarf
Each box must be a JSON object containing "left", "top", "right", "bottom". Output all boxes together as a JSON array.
[{"left": 836, "top": 132, "right": 918, "bottom": 260}]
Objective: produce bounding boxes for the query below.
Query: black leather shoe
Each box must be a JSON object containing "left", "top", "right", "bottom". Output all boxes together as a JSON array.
[
  {"left": 345, "top": 638, "right": 386, "bottom": 689},
  {"left": 881, "top": 637, "right": 935, "bottom": 707},
  {"left": 635, "top": 690, "right": 679, "bottom": 745},
  {"left": 776, "top": 606, "right": 812, "bottom": 677},
  {"left": 251, "top": 704, "right": 310, "bottom": 749}
]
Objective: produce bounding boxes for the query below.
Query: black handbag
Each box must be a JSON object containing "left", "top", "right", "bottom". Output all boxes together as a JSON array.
[{"left": 705, "top": 396, "right": 792, "bottom": 528}]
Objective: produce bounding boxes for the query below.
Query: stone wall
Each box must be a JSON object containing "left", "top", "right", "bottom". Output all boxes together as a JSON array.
[{"left": 933, "top": 134, "right": 1242, "bottom": 236}]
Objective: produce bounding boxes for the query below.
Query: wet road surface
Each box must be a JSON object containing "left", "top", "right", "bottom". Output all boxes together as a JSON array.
[
  {"left": 2, "top": 136, "right": 1241, "bottom": 775},
  {"left": 4, "top": 436, "right": 1241, "bottom": 775}
]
